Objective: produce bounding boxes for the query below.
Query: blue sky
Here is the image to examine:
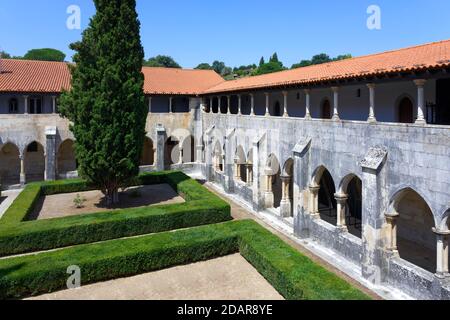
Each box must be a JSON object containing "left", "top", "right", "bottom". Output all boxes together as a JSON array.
[{"left": 0, "top": 0, "right": 449, "bottom": 68}]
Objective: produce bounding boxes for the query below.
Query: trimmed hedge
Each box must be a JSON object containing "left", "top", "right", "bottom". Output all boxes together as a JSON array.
[
  {"left": 0, "top": 171, "right": 231, "bottom": 256},
  {"left": 0, "top": 220, "right": 370, "bottom": 300}
]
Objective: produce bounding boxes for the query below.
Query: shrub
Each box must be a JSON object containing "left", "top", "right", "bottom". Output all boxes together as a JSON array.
[
  {"left": 0, "top": 171, "right": 231, "bottom": 256},
  {"left": 0, "top": 220, "right": 370, "bottom": 300}
]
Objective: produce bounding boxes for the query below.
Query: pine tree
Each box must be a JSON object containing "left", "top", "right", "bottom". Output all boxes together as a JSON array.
[
  {"left": 259, "top": 56, "right": 265, "bottom": 67},
  {"left": 60, "top": 0, "right": 146, "bottom": 206},
  {"left": 270, "top": 52, "right": 279, "bottom": 63}
]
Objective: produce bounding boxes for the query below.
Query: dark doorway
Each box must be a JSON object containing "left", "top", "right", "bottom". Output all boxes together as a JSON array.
[
  {"left": 318, "top": 169, "right": 337, "bottom": 224},
  {"left": 273, "top": 101, "right": 282, "bottom": 117},
  {"left": 321, "top": 99, "right": 331, "bottom": 119},
  {"left": 434, "top": 79, "right": 450, "bottom": 125},
  {"left": 398, "top": 97, "right": 414, "bottom": 123}
]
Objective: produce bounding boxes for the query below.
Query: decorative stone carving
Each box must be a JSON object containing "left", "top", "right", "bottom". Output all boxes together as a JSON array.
[
  {"left": 293, "top": 137, "right": 312, "bottom": 157},
  {"left": 360, "top": 146, "right": 387, "bottom": 171}
]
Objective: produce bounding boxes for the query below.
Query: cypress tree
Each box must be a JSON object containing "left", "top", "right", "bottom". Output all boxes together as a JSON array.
[{"left": 60, "top": 0, "right": 147, "bottom": 205}]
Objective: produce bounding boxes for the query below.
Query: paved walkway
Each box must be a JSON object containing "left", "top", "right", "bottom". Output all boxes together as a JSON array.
[{"left": 29, "top": 254, "right": 284, "bottom": 300}]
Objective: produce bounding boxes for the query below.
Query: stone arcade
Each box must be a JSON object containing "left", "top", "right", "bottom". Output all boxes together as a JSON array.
[{"left": 1, "top": 40, "right": 450, "bottom": 299}]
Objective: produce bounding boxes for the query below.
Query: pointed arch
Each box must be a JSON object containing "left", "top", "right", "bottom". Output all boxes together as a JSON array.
[
  {"left": 57, "top": 139, "right": 77, "bottom": 177},
  {"left": 24, "top": 141, "right": 45, "bottom": 183},
  {"left": 140, "top": 137, "right": 154, "bottom": 166},
  {"left": 0, "top": 142, "right": 20, "bottom": 186},
  {"left": 390, "top": 187, "right": 436, "bottom": 273}
]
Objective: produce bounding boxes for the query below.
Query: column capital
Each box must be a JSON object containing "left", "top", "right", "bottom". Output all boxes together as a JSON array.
[
  {"left": 280, "top": 174, "right": 291, "bottom": 183},
  {"left": 367, "top": 83, "right": 376, "bottom": 89},
  {"left": 433, "top": 227, "right": 450, "bottom": 236},
  {"left": 282, "top": 90, "right": 288, "bottom": 96},
  {"left": 334, "top": 193, "right": 348, "bottom": 203},
  {"left": 414, "top": 79, "right": 427, "bottom": 87},
  {"left": 385, "top": 212, "right": 400, "bottom": 220},
  {"left": 304, "top": 88, "right": 311, "bottom": 94},
  {"left": 331, "top": 86, "right": 340, "bottom": 93},
  {"left": 309, "top": 184, "right": 320, "bottom": 194},
  {"left": 264, "top": 92, "right": 270, "bottom": 97}
]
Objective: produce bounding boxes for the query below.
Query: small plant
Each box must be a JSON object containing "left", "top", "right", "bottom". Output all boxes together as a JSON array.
[{"left": 73, "top": 194, "right": 87, "bottom": 209}]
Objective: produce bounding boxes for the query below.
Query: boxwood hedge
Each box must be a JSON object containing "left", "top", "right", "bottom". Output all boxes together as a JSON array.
[
  {"left": 0, "top": 171, "right": 231, "bottom": 257},
  {"left": 0, "top": 220, "right": 370, "bottom": 300}
]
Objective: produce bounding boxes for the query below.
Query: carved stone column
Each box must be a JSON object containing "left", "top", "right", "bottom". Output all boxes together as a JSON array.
[
  {"left": 335, "top": 193, "right": 349, "bottom": 231},
  {"left": 309, "top": 184, "right": 320, "bottom": 218},
  {"left": 385, "top": 212, "right": 399, "bottom": 253},
  {"left": 280, "top": 175, "right": 292, "bottom": 217},
  {"left": 433, "top": 228, "right": 450, "bottom": 278}
]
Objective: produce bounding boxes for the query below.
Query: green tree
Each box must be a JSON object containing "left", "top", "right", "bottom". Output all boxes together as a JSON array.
[
  {"left": 211, "top": 61, "right": 226, "bottom": 74},
  {"left": 310, "top": 53, "right": 332, "bottom": 65},
  {"left": 269, "top": 52, "right": 279, "bottom": 63},
  {"left": 23, "top": 48, "right": 66, "bottom": 62},
  {"left": 194, "top": 63, "right": 212, "bottom": 70},
  {"left": 259, "top": 56, "right": 265, "bottom": 67},
  {"left": 0, "top": 51, "right": 11, "bottom": 59},
  {"left": 253, "top": 61, "right": 285, "bottom": 75},
  {"left": 59, "top": 0, "right": 147, "bottom": 206},
  {"left": 291, "top": 60, "right": 312, "bottom": 69},
  {"left": 334, "top": 54, "right": 352, "bottom": 61},
  {"left": 144, "top": 55, "right": 181, "bottom": 68}
]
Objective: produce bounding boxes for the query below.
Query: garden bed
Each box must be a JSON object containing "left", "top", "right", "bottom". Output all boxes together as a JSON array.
[
  {"left": 0, "top": 171, "right": 231, "bottom": 256},
  {"left": 29, "top": 184, "right": 184, "bottom": 220}
]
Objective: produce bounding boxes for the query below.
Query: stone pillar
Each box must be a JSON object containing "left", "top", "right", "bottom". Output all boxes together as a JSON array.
[
  {"left": 414, "top": 79, "right": 427, "bottom": 124},
  {"left": 218, "top": 96, "right": 222, "bottom": 114},
  {"left": 280, "top": 175, "right": 292, "bottom": 217},
  {"left": 331, "top": 86, "right": 340, "bottom": 120},
  {"left": 148, "top": 96, "right": 152, "bottom": 113},
  {"left": 264, "top": 92, "right": 270, "bottom": 117},
  {"left": 19, "top": 153, "right": 26, "bottom": 186},
  {"left": 23, "top": 95, "right": 29, "bottom": 114},
  {"left": 385, "top": 212, "right": 399, "bottom": 253},
  {"left": 335, "top": 193, "right": 349, "bottom": 231},
  {"left": 246, "top": 164, "right": 253, "bottom": 185},
  {"left": 264, "top": 169, "right": 274, "bottom": 208},
  {"left": 155, "top": 125, "right": 166, "bottom": 171},
  {"left": 282, "top": 91, "right": 288, "bottom": 117},
  {"left": 250, "top": 94, "right": 255, "bottom": 116},
  {"left": 433, "top": 228, "right": 450, "bottom": 278},
  {"left": 209, "top": 97, "right": 213, "bottom": 113},
  {"left": 169, "top": 97, "right": 173, "bottom": 114},
  {"left": 44, "top": 126, "right": 57, "bottom": 181},
  {"left": 234, "top": 157, "right": 241, "bottom": 180},
  {"left": 309, "top": 184, "right": 320, "bottom": 218},
  {"left": 178, "top": 138, "right": 183, "bottom": 165},
  {"left": 223, "top": 130, "right": 235, "bottom": 193},
  {"left": 52, "top": 96, "right": 57, "bottom": 114},
  {"left": 367, "top": 83, "right": 377, "bottom": 123},
  {"left": 227, "top": 96, "right": 231, "bottom": 115},
  {"left": 360, "top": 146, "right": 388, "bottom": 284},
  {"left": 304, "top": 89, "right": 311, "bottom": 119},
  {"left": 237, "top": 95, "right": 242, "bottom": 115}
]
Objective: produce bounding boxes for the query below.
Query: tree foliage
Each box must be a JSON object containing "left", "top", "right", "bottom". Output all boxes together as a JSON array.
[
  {"left": 291, "top": 53, "right": 352, "bottom": 69},
  {"left": 194, "top": 63, "right": 212, "bottom": 70},
  {"left": 253, "top": 53, "right": 285, "bottom": 75},
  {"left": 59, "top": 0, "right": 147, "bottom": 205},
  {"left": 144, "top": 55, "right": 181, "bottom": 68},
  {"left": 23, "top": 48, "right": 66, "bottom": 62}
]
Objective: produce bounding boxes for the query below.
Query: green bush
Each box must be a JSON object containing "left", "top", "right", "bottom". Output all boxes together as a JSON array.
[
  {"left": 0, "top": 171, "right": 231, "bottom": 256},
  {"left": 0, "top": 220, "right": 370, "bottom": 300}
]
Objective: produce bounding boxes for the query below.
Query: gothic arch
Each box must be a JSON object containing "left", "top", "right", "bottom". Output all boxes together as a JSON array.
[
  {"left": 0, "top": 142, "right": 20, "bottom": 186},
  {"left": 389, "top": 187, "right": 436, "bottom": 273},
  {"left": 57, "top": 139, "right": 77, "bottom": 177}
]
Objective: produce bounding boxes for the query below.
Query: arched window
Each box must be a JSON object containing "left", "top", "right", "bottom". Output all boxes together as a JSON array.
[
  {"left": 398, "top": 97, "right": 414, "bottom": 123},
  {"left": 321, "top": 99, "right": 331, "bottom": 119},
  {"left": 9, "top": 98, "right": 18, "bottom": 113}
]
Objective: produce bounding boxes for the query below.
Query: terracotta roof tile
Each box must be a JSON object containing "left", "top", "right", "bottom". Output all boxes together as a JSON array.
[
  {"left": 1, "top": 39, "right": 450, "bottom": 95},
  {"left": 0, "top": 59, "right": 71, "bottom": 93},
  {"left": 142, "top": 67, "right": 224, "bottom": 95},
  {"left": 204, "top": 39, "right": 450, "bottom": 94}
]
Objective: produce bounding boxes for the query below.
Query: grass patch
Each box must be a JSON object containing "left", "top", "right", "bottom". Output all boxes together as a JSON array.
[
  {"left": 0, "top": 220, "right": 370, "bottom": 300},
  {"left": 0, "top": 171, "right": 231, "bottom": 257}
]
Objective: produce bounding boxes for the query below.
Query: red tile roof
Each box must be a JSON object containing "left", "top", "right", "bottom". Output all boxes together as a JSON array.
[
  {"left": 142, "top": 67, "right": 224, "bottom": 95},
  {"left": 1, "top": 39, "right": 450, "bottom": 95},
  {"left": 0, "top": 59, "right": 71, "bottom": 93},
  {"left": 204, "top": 39, "right": 450, "bottom": 94}
]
